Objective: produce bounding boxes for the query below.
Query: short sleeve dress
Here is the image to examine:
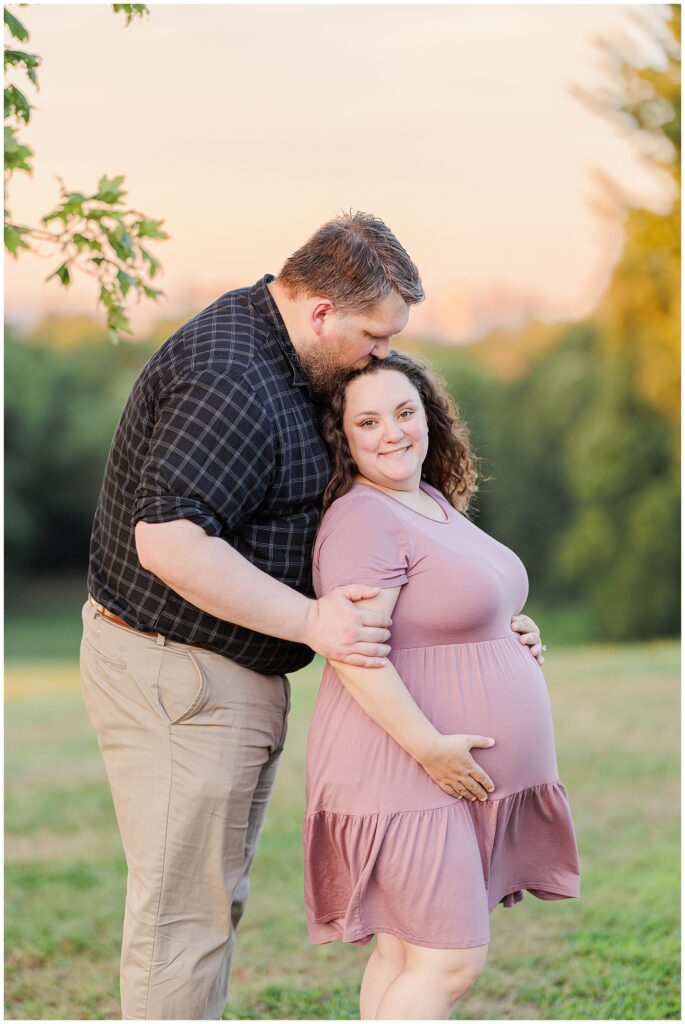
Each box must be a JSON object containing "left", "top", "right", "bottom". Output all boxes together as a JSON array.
[{"left": 303, "top": 480, "right": 580, "bottom": 949}]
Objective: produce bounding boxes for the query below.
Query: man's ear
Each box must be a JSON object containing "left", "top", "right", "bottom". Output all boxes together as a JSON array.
[{"left": 310, "top": 298, "right": 335, "bottom": 337}]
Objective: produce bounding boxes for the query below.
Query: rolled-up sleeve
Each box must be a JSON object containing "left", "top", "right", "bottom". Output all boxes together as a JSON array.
[{"left": 133, "top": 371, "right": 274, "bottom": 537}]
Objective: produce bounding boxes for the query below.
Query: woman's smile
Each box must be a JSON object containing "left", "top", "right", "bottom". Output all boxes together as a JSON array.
[{"left": 379, "top": 444, "right": 413, "bottom": 457}]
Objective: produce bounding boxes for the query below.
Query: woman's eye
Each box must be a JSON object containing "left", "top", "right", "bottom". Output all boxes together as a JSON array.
[
  {"left": 400, "top": 409, "right": 414, "bottom": 418},
  {"left": 360, "top": 419, "right": 376, "bottom": 428}
]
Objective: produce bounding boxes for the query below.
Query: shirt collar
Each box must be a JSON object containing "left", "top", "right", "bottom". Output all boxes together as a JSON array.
[{"left": 248, "top": 274, "right": 311, "bottom": 390}]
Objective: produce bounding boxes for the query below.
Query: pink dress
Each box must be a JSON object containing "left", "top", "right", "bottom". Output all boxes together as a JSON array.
[{"left": 303, "top": 480, "right": 580, "bottom": 949}]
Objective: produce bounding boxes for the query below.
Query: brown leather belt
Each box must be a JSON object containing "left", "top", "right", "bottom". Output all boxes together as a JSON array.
[{"left": 89, "top": 595, "right": 159, "bottom": 638}]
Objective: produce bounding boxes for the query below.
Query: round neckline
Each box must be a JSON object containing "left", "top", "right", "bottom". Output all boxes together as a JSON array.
[{"left": 352, "top": 480, "right": 453, "bottom": 524}]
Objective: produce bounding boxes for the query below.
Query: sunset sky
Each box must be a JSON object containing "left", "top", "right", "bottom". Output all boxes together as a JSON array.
[{"left": 4, "top": 3, "right": 675, "bottom": 342}]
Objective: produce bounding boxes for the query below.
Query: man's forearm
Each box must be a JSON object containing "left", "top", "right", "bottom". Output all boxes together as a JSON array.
[
  {"left": 329, "top": 657, "right": 441, "bottom": 764},
  {"left": 135, "top": 519, "right": 312, "bottom": 644}
]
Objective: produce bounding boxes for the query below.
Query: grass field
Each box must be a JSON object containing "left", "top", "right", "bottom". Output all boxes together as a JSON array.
[{"left": 4, "top": 629, "right": 681, "bottom": 1020}]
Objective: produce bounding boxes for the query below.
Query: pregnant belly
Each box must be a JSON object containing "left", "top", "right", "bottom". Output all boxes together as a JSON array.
[
  {"left": 306, "top": 635, "right": 560, "bottom": 816},
  {"left": 394, "top": 636, "right": 560, "bottom": 800}
]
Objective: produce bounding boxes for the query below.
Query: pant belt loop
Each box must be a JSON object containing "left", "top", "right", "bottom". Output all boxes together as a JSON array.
[
  {"left": 89, "top": 594, "right": 105, "bottom": 614},
  {"left": 156, "top": 633, "right": 166, "bottom": 647}
]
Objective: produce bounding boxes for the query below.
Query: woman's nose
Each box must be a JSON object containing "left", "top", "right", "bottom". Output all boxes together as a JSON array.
[{"left": 382, "top": 420, "right": 404, "bottom": 442}]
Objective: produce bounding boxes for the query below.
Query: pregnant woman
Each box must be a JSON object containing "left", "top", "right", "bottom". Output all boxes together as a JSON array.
[{"left": 303, "top": 351, "right": 581, "bottom": 1020}]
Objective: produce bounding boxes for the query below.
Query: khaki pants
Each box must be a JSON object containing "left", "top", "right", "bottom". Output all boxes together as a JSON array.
[{"left": 79, "top": 599, "right": 290, "bottom": 1020}]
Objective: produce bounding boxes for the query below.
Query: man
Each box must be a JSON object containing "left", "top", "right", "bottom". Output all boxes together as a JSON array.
[{"left": 80, "top": 212, "right": 425, "bottom": 1019}]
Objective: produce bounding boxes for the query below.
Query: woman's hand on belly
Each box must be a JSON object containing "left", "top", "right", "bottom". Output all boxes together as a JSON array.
[{"left": 419, "top": 733, "right": 496, "bottom": 802}]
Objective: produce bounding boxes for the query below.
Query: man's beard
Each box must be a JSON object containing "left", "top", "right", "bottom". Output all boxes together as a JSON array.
[{"left": 295, "top": 331, "right": 370, "bottom": 397}]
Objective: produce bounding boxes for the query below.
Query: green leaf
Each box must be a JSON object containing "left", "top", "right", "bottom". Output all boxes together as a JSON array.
[
  {"left": 140, "top": 246, "right": 158, "bottom": 278},
  {"left": 105, "top": 224, "right": 135, "bottom": 262},
  {"left": 41, "top": 209, "right": 67, "bottom": 225},
  {"left": 84, "top": 207, "right": 120, "bottom": 222},
  {"left": 136, "top": 218, "right": 168, "bottom": 239},
  {"left": 93, "top": 174, "right": 126, "bottom": 205},
  {"left": 4, "top": 221, "right": 30, "bottom": 256},
  {"left": 112, "top": 4, "right": 149, "bottom": 27},
  {"left": 4, "top": 9, "right": 30, "bottom": 42},
  {"left": 4, "top": 127, "right": 33, "bottom": 173},
  {"left": 108, "top": 307, "right": 132, "bottom": 333},
  {"left": 4, "top": 49, "right": 41, "bottom": 82},
  {"left": 98, "top": 285, "right": 115, "bottom": 309},
  {"left": 61, "top": 192, "right": 87, "bottom": 216},
  {"left": 70, "top": 233, "right": 103, "bottom": 254},
  {"left": 116, "top": 269, "right": 136, "bottom": 296},
  {"left": 142, "top": 284, "right": 163, "bottom": 300},
  {"left": 4, "top": 84, "right": 32, "bottom": 123},
  {"left": 46, "top": 263, "right": 71, "bottom": 287}
]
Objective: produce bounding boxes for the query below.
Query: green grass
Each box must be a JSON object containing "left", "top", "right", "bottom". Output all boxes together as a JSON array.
[
  {"left": 5, "top": 640, "right": 680, "bottom": 1019},
  {"left": 5, "top": 576, "right": 87, "bottom": 663}
]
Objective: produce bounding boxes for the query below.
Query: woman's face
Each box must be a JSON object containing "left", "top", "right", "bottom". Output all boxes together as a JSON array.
[{"left": 342, "top": 368, "right": 429, "bottom": 491}]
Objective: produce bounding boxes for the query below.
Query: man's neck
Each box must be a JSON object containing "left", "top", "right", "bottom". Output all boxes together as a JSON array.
[{"left": 267, "top": 278, "right": 309, "bottom": 356}]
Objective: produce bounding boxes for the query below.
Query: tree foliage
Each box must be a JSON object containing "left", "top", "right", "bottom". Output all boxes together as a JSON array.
[
  {"left": 5, "top": 328, "right": 155, "bottom": 586},
  {"left": 3, "top": 4, "right": 168, "bottom": 342},
  {"left": 573, "top": 5, "right": 680, "bottom": 428},
  {"left": 553, "top": 5, "right": 680, "bottom": 637}
]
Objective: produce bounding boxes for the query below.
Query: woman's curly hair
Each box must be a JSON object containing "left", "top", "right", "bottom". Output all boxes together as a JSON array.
[{"left": 319, "top": 350, "right": 480, "bottom": 515}]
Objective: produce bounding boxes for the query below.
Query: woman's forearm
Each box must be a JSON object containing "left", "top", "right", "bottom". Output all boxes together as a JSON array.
[{"left": 328, "top": 658, "right": 442, "bottom": 764}]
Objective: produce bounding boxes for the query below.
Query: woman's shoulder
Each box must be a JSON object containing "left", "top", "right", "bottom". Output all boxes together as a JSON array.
[
  {"left": 315, "top": 483, "right": 409, "bottom": 546},
  {"left": 319, "top": 482, "right": 404, "bottom": 523}
]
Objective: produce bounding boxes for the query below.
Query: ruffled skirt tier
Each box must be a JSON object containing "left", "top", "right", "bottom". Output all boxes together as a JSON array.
[{"left": 304, "top": 779, "right": 580, "bottom": 947}]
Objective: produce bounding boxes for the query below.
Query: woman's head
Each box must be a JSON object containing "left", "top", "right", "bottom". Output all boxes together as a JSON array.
[{"left": 319, "top": 351, "right": 479, "bottom": 514}]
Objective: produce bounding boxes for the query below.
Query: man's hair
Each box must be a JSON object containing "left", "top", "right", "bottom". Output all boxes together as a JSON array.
[{"left": 276, "top": 211, "right": 425, "bottom": 314}]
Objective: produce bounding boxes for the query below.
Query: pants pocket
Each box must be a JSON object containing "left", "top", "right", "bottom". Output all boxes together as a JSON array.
[{"left": 155, "top": 645, "right": 208, "bottom": 725}]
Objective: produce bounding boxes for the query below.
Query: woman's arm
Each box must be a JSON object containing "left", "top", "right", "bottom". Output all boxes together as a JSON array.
[{"left": 329, "top": 588, "right": 496, "bottom": 801}]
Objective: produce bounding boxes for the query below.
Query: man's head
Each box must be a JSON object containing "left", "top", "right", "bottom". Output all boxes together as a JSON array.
[{"left": 269, "top": 212, "right": 424, "bottom": 393}]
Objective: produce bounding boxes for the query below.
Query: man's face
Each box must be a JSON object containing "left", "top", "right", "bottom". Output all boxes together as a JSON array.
[{"left": 297, "top": 290, "right": 410, "bottom": 393}]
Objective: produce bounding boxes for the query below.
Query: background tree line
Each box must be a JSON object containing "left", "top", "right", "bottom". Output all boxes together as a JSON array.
[{"left": 5, "top": 7, "right": 679, "bottom": 642}]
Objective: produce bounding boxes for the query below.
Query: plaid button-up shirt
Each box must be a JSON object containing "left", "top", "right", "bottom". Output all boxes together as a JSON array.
[{"left": 87, "top": 274, "right": 331, "bottom": 674}]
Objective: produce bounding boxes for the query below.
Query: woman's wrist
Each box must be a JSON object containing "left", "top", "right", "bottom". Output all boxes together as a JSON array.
[{"left": 408, "top": 724, "right": 445, "bottom": 765}]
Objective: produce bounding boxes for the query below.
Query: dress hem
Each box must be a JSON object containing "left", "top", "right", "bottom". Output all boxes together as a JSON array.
[
  {"left": 309, "top": 922, "right": 491, "bottom": 950},
  {"left": 309, "top": 881, "right": 580, "bottom": 949}
]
